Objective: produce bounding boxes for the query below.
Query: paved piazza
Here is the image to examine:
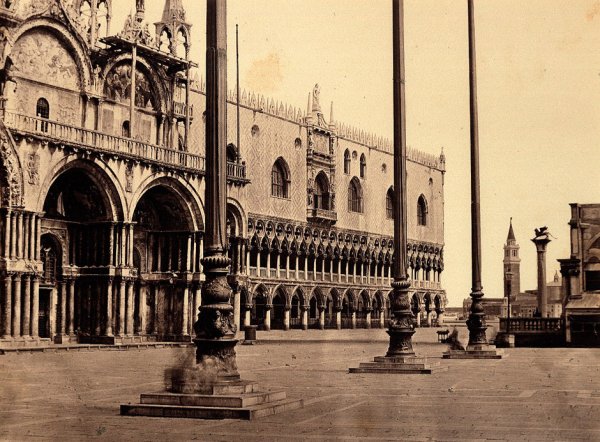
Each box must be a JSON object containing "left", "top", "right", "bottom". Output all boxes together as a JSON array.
[{"left": 2, "top": 327, "right": 600, "bottom": 441}]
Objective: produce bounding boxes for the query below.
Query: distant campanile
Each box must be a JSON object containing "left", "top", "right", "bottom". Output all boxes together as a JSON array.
[{"left": 503, "top": 218, "right": 521, "bottom": 298}]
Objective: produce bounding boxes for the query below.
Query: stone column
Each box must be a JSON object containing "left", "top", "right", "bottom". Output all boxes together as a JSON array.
[
  {"left": 126, "top": 280, "right": 134, "bottom": 336},
  {"left": 137, "top": 282, "right": 146, "bottom": 335},
  {"left": 12, "top": 274, "right": 21, "bottom": 337},
  {"left": 285, "top": 253, "right": 290, "bottom": 279},
  {"left": 335, "top": 309, "right": 342, "bottom": 330},
  {"left": 16, "top": 211, "right": 22, "bottom": 258},
  {"left": 22, "top": 274, "right": 30, "bottom": 338},
  {"left": 9, "top": 211, "right": 16, "bottom": 259},
  {"left": 366, "top": 310, "right": 371, "bottom": 329},
  {"left": 301, "top": 306, "right": 308, "bottom": 330},
  {"left": 31, "top": 276, "right": 39, "bottom": 338},
  {"left": 351, "top": 310, "right": 357, "bottom": 329},
  {"left": 194, "top": 0, "right": 240, "bottom": 383},
  {"left": 118, "top": 279, "right": 126, "bottom": 336},
  {"left": 182, "top": 284, "right": 190, "bottom": 336},
  {"left": 3, "top": 209, "right": 10, "bottom": 259},
  {"left": 276, "top": 252, "right": 281, "bottom": 279},
  {"left": 67, "top": 279, "right": 75, "bottom": 336},
  {"left": 416, "top": 308, "right": 422, "bottom": 327},
  {"left": 105, "top": 278, "right": 113, "bottom": 337},
  {"left": 128, "top": 224, "right": 134, "bottom": 267},
  {"left": 283, "top": 308, "right": 290, "bottom": 331},
  {"left": 48, "top": 285, "right": 57, "bottom": 338},
  {"left": 318, "top": 306, "right": 325, "bottom": 330},
  {"left": 263, "top": 305, "right": 271, "bottom": 331},
  {"left": 426, "top": 311, "right": 432, "bottom": 327},
  {"left": 304, "top": 256, "right": 308, "bottom": 280},
  {"left": 2, "top": 273, "right": 12, "bottom": 339},
  {"left": 379, "top": 310, "right": 385, "bottom": 328},
  {"left": 94, "top": 282, "right": 102, "bottom": 336},
  {"left": 244, "top": 305, "right": 251, "bottom": 328},
  {"left": 532, "top": 231, "right": 551, "bottom": 318},
  {"left": 59, "top": 282, "right": 67, "bottom": 335}
]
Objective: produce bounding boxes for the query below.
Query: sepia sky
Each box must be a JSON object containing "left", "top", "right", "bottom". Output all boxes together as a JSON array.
[{"left": 113, "top": 0, "right": 600, "bottom": 306}]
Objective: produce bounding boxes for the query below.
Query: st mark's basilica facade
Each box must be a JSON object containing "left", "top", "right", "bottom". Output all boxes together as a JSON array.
[{"left": 0, "top": 0, "right": 446, "bottom": 346}]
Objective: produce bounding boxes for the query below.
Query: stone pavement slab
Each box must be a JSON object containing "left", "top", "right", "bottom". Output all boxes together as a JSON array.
[{"left": 1, "top": 327, "right": 600, "bottom": 441}]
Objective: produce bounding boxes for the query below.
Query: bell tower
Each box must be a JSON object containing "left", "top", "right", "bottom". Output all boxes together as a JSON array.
[
  {"left": 155, "top": 0, "right": 192, "bottom": 59},
  {"left": 503, "top": 218, "right": 521, "bottom": 298}
]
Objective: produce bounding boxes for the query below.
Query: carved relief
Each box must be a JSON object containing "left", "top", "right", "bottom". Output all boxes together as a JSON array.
[
  {"left": 11, "top": 29, "right": 78, "bottom": 89},
  {"left": 26, "top": 150, "right": 39, "bottom": 185},
  {"left": 125, "top": 162, "right": 133, "bottom": 193},
  {"left": 104, "top": 63, "right": 155, "bottom": 109},
  {"left": 0, "top": 133, "right": 22, "bottom": 207}
]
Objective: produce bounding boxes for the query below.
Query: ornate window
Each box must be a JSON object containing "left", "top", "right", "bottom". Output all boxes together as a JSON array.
[
  {"left": 417, "top": 195, "right": 428, "bottom": 226},
  {"left": 271, "top": 158, "right": 290, "bottom": 198},
  {"left": 36, "top": 98, "right": 49, "bottom": 132},
  {"left": 343, "top": 149, "right": 350, "bottom": 174},
  {"left": 386, "top": 187, "right": 394, "bottom": 219},
  {"left": 314, "top": 172, "right": 330, "bottom": 210},
  {"left": 348, "top": 177, "right": 363, "bottom": 213},
  {"left": 360, "top": 154, "right": 366, "bottom": 178}
]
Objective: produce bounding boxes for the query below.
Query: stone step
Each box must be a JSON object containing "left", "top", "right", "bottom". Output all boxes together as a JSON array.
[
  {"left": 349, "top": 365, "right": 448, "bottom": 374},
  {"left": 140, "top": 390, "right": 287, "bottom": 408},
  {"left": 121, "top": 397, "right": 304, "bottom": 420},
  {"left": 443, "top": 349, "right": 504, "bottom": 359},
  {"left": 194, "top": 381, "right": 258, "bottom": 395},
  {"left": 357, "top": 361, "right": 442, "bottom": 370},
  {"left": 373, "top": 356, "right": 431, "bottom": 364}
]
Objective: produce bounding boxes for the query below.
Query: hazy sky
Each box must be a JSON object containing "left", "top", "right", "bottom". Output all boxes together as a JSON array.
[{"left": 112, "top": 1, "right": 600, "bottom": 306}]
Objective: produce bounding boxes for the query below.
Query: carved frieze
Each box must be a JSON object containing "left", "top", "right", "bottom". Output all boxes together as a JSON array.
[
  {"left": 11, "top": 28, "right": 78, "bottom": 89},
  {"left": 104, "top": 63, "right": 155, "bottom": 109},
  {"left": 26, "top": 150, "right": 38, "bottom": 185},
  {"left": 0, "top": 131, "right": 22, "bottom": 207}
]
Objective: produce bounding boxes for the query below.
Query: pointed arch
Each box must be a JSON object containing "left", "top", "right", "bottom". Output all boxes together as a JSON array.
[
  {"left": 348, "top": 177, "right": 363, "bottom": 213},
  {"left": 271, "top": 157, "right": 290, "bottom": 198},
  {"left": 386, "top": 186, "right": 394, "bottom": 219},
  {"left": 417, "top": 194, "right": 428, "bottom": 226},
  {"left": 343, "top": 149, "right": 351, "bottom": 174}
]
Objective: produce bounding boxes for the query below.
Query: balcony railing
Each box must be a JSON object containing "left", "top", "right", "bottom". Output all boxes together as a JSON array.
[
  {"left": 307, "top": 207, "right": 337, "bottom": 223},
  {"left": 227, "top": 162, "right": 248, "bottom": 181},
  {"left": 173, "top": 101, "right": 194, "bottom": 117},
  {"left": 5, "top": 112, "right": 204, "bottom": 171},
  {"left": 5, "top": 112, "right": 247, "bottom": 181}
]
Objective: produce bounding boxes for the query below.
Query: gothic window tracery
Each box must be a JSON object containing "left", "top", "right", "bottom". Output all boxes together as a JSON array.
[
  {"left": 314, "top": 172, "right": 331, "bottom": 210},
  {"left": 348, "top": 177, "right": 363, "bottom": 213},
  {"left": 417, "top": 195, "right": 428, "bottom": 226},
  {"left": 343, "top": 149, "right": 350, "bottom": 174},
  {"left": 360, "top": 153, "right": 366, "bottom": 178},
  {"left": 386, "top": 187, "right": 394, "bottom": 219},
  {"left": 271, "top": 158, "right": 289, "bottom": 199}
]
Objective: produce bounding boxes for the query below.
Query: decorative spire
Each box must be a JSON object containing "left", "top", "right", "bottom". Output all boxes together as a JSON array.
[
  {"left": 161, "top": 0, "right": 186, "bottom": 22},
  {"left": 155, "top": 0, "right": 191, "bottom": 57},
  {"left": 329, "top": 101, "right": 334, "bottom": 123},
  {"left": 507, "top": 217, "right": 516, "bottom": 242}
]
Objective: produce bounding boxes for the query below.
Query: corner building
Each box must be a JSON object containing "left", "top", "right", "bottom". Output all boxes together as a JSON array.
[{"left": 0, "top": 0, "right": 446, "bottom": 346}]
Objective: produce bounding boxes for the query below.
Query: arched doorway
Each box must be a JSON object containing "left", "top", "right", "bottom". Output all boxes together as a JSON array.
[
  {"left": 309, "top": 295, "right": 319, "bottom": 328},
  {"left": 42, "top": 166, "right": 121, "bottom": 342},
  {"left": 341, "top": 291, "right": 353, "bottom": 329},
  {"left": 132, "top": 181, "right": 201, "bottom": 341},
  {"left": 357, "top": 290, "right": 370, "bottom": 328},
  {"left": 252, "top": 287, "right": 268, "bottom": 329},
  {"left": 39, "top": 234, "right": 62, "bottom": 338},
  {"left": 272, "top": 288, "right": 286, "bottom": 330},
  {"left": 290, "top": 289, "right": 303, "bottom": 329}
]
